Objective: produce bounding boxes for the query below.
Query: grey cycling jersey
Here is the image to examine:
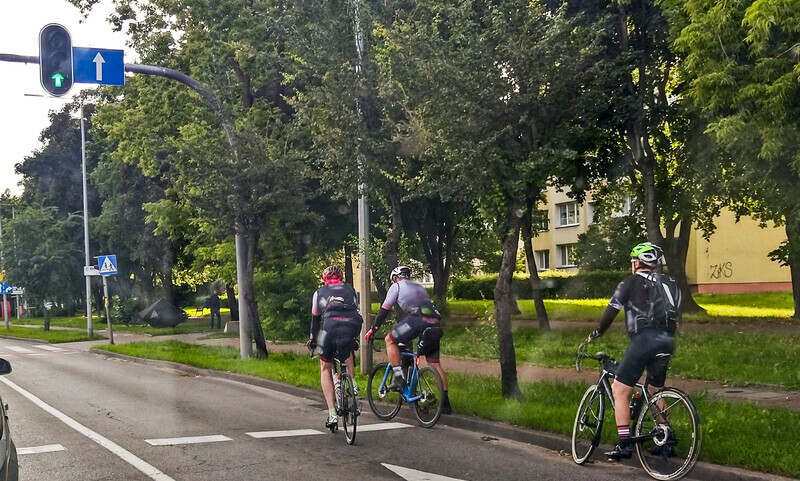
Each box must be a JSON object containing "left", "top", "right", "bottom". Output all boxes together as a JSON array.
[{"left": 380, "top": 279, "right": 432, "bottom": 315}]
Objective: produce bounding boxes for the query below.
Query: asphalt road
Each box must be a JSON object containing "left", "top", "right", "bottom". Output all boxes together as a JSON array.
[{"left": 0, "top": 338, "right": 752, "bottom": 481}]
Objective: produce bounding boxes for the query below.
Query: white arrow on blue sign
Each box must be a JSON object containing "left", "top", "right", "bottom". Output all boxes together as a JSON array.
[
  {"left": 73, "top": 47, "right": 124, "bottom": 86},
  {"left": 98, "top": 255, "right": 118, "bottom": 276},
  {"left": 0, "top": 283, "right": 13, "bottom": 295}
]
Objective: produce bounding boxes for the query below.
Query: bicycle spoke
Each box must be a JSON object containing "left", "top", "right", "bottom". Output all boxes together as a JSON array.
[
  {"left": 367, "top": 362, "right": 402, "bottom": 421},
  {"left": 635, "top": 388, "right": 701, "bottom": 481},
  {"left": 413, "top": 366, "right": 443, "bottom": 428},
  {"left": 572, "top": 385, "right": 604, "bottom": 465}
]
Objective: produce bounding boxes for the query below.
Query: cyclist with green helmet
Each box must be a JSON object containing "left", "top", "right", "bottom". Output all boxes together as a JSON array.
[{"left": 586, "top": 242, "right": 682, "bottom": 460}]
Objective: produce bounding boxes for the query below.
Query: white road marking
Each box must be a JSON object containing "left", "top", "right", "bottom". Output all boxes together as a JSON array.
[
  {"left": 18, "top": 444, "right": 66, "bottom": 455},
  {"left": 146, "top": 435, "right": 232, "bottom": 446},
  {"left": 357, "top": 422, "right": 412, "bottom": 432},
  {"left": 383, "top": 463, "right": 468, "bottom": 481},
  {"left": 32, "top": 345, "right": 66, "bottom": 352},
  {"left": 246, "top": 429, "right": 323, "bottom": 438},
  {"left": 6, "top": 346, "right": 36, "bottom": 354},
  {"left": 0, "top": 377, "right": 175, "bottom": 481}
]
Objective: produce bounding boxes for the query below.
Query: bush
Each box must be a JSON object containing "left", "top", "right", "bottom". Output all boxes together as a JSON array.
[
  {"left": 451, "top": 270, "right": 626, "bottom": 300},
  {"left": 111, "top": 295, "right": 143, "bottom": 325},
  {"left": 256, "top": 263, "right": 318, "bottom": 342}
]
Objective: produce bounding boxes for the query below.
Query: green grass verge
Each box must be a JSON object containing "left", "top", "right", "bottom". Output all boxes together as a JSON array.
[
  {"left": 93, "top": 341, "right": 800, "bottom": 478},
  {"left": 0, "top": 326, "right": 104, "bottom": 343},
  {"left": 443, "top": 325, "right": 800, "bottom": 389}
]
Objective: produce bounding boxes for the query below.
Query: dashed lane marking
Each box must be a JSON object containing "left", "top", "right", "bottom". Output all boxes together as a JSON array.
[
  {"left": 0, "top": 377, "right": 175, "bottom": 481},
  {"left": 246, "top": 429, "right": 323, "bottom": 438},
  {"left": 357, "top": 422, "right": 412, "bottom": 432},
  {"left": 146, "top": 435, "right": 232, "bottom": 446},
  {"left": 18, "top": 444, "right": 66, "bottom": 455}
]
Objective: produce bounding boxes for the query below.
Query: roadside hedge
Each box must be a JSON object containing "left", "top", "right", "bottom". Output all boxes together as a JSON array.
[{"left": 451, "top": 270, "right": 626, "bottom": 300}]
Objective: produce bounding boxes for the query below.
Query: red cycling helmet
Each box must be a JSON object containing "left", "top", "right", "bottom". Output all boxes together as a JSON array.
[{"left": 322, "top": 265, "right": 343, "bottom": 284}]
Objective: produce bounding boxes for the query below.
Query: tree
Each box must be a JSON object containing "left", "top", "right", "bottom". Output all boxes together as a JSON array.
[
  {"left": 1, "top": 205, "right": 83, "bottom": 329},
  {"left": 371, "top": 0, "right": 609, "bottom": 398},
  {"left": 673, "top": 0, "right": 800, "bottom": 317}
]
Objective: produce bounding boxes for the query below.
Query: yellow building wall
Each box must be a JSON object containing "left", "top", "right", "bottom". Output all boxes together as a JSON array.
[
  {"left": 531, "top": 187, "right": 791, "bottom": 294},
  {"left": 688, "top": 210, "right": 790, "bottom": 294}
]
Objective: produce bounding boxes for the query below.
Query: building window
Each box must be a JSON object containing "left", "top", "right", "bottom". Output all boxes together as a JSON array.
[
  {"left": 534, "top": 210, "right": 549, "bottom": 232},
  {"left": 558, "top": 244, "right": 577, "bottom": 267},
  {"left": 588, "top": 202, "right": 596, "bottom": 225},
  {"left": 557, "top": 202, "right": 580, "bottom": 227},
  {"left": 536, "top": 250, "right": 550, "bottom": 270}
]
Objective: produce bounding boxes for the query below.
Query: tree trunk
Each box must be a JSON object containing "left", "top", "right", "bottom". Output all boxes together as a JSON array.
[
  {"left": 385, "top": 182, "right": 403, "bottom": 274},
  {"left": 786, "top": 223, "right": 800, "bottom": 319},
  {"left": 521, "top": 213, "right": 550, "bottom": 331},
  {"left": 243, "top": 229, "right": 268, "bottom": 359},
  {"left": 344, "top": 243, "right": 354, "bottom": 285},
  {"left": 493, "top": 203, "right": 523, "bottom": 400},
  {"left": 664, "top": 216, "right": 705, "bottom": 313},
  {"left": 226, "top": 285, "right": 239, "bottom": 322}
]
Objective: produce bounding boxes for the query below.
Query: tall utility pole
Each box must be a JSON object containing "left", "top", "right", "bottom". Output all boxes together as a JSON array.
[
  {"left": 352, "top": 0, "right": 372, "bottom": 374},
  {"left": 80, "top": 103, "right": 93, "bottom": 338}
]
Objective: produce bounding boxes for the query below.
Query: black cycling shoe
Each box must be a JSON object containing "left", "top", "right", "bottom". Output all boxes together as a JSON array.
[
  {"left": 605, "top": 444, "right": 633, "bottom": 460},
  {"left": 441, "top": 396, "right": 452, "bottom": 415},
  {"left": 387, "top": 379, "right": 406, "bottom": 392}
]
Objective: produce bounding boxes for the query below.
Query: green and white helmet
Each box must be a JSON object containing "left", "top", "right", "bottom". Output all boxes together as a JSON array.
[{"left": 630, "top": 242, "right": 663, "bottom": 267}]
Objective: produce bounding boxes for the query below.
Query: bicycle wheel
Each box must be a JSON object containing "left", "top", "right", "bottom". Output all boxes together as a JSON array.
[
  {"left": 571, "top": 384, "right": 605, "bottom": 464},
  {"left": 340, "top": 374, "right": 358, "bottom": 445},
  {"left": 635, "top": 388, "right": 701, "bottom": 481},
  {"left": 367, "top": 362, "right": 402, "bottom": 420},
  {"left": 412, "top": 366, "right": 443, "bottom": 428}
]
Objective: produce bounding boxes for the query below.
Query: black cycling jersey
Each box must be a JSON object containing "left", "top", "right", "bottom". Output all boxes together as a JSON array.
[{"left": 594, "top": 270, "right": 681, "bottom": 338}]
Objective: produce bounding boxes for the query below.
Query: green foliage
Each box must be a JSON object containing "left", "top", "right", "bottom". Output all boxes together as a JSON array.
[
  {"left": 450, "top": 270, "right": 625, "bottom": 300},
  {"left": 255, "top": 263, "right": 318, "bottom": 342},
  {"left": 575, "top": 214, "right": 646, "bottom": 270},
  {"left": 110, "top": 295, "right": 142, "bottom": 325}
]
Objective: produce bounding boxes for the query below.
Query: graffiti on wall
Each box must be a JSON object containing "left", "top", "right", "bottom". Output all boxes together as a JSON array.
[{"left": 708, "top": 261, "right": 733, "bottom": 279}]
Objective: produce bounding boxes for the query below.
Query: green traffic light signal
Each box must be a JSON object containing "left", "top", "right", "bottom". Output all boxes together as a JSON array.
[{"left": 39, "top": 24, "right": 73, "bottom": 97}]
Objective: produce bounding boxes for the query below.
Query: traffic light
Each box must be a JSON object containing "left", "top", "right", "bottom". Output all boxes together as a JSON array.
[{"left": 39, "top": 24, "right": 73, "bottom": 97}]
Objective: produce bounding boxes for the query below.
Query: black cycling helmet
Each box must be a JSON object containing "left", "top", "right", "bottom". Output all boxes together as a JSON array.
[
  {"left": 390, "top": 265, "right": 411, "bottom": 282},
  {"left": 322, "top": 265, "right": 343, "bottom": 284},
  {"left": 630, "top": 242, "right": 663, "bottom": 267}
]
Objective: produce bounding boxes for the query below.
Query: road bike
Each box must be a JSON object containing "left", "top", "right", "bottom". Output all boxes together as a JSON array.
[
  {"left": 572, "top": 343, "right": 701, "bottom": 481},
  {"left": 309, "top": 342, "right": 360, "bottom": 445},
  {"left": 366, "top": 335, "right": 444, "bottom": 428}
]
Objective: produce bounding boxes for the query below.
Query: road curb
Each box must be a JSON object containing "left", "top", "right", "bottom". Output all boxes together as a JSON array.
[{"left": 91, "top": 349, "right": 791, "bottom": 481}]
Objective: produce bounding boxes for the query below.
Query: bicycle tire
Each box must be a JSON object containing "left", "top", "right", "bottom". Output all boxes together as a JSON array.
[
  {"left": 412, "top": 366, "right": 443, "bottom": 428},
  {"left": 571, "top": 384, "right": 605, "bottom": 464},
  {"left": 340, "top": 374, "right": 358, "bottom": 445},
  {"left": 367, "top": 362, "right": 403, "bottom": 420},
  {"left": 635, "top": 387, "right": 701, "bottom": 481}
]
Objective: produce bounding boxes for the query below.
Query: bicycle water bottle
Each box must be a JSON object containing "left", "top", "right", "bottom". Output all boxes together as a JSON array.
[{"left": 630, "top": 392, "right": 642, "bottom": 420}]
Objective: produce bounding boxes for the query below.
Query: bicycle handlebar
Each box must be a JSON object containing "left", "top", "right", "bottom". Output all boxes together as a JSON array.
[
  {"left": 368, "top": 336, "right": 382, "bottom": 353},
  {"left": 575, "top": 343, "right": 615, "bottom": 373}
]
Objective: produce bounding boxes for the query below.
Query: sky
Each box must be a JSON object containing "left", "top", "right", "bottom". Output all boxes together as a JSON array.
[{"left": 0, "top": 0, "right": 132, "bottom": 196}]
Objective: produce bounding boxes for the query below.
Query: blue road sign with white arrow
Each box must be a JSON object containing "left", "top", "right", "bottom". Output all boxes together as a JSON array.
[
  {"left": 98, "top": 255, "right": 118, "bottom": 276},
  {"left": 73, "top": 47, "right": 124, "bottom": 86},
  {"left": 0, "top": 283, "right": 13, "bottom": 295}
]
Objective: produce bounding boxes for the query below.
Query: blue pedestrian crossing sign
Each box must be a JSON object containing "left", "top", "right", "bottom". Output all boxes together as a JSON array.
[{"left": 98, "top": 255, "right": 118, "bottom": 276}]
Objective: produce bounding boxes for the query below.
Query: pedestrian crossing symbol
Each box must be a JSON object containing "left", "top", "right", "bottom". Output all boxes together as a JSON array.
[{"left": 98, "top": 255, "right": 118, "bottom": 276}]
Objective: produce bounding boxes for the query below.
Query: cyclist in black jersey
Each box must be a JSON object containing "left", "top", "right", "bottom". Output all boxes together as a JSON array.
[
  {"left": 308, "top": 265, "right": 363, "bottom": 430},
  {"left": 365, "top": 265, "right": 452, "bottom": 415},
  {"left": 586, "top": 242, "right": 681, "bottom": 460}
]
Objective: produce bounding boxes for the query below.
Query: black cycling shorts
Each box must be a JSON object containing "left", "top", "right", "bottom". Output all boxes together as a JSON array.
[
  {"left": 615, "top": 330, "right": 675, "bottom": 388},
  {"left": 318, "top": 319, "right": 360, "bottom": 363},
  {"left": 389, "top": 315, "right": 441, "bottom": 362}
]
